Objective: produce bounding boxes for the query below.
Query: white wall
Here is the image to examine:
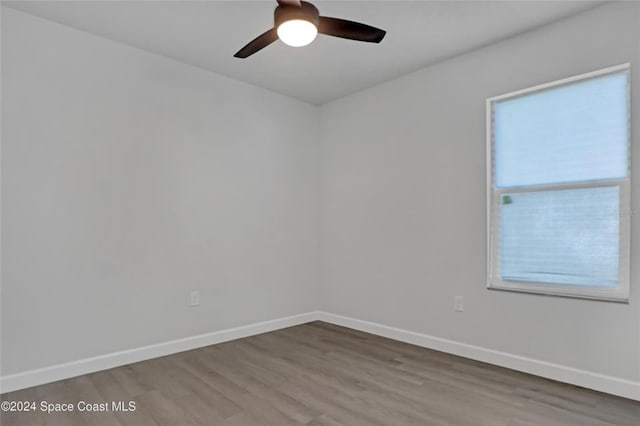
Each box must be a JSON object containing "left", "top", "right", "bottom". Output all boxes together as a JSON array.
[
  {"left": 320, "top": 2, "right": 640, "bottom": 383},
  {"left": 1, "top": 8, "right": 319, "bottom": 376}
]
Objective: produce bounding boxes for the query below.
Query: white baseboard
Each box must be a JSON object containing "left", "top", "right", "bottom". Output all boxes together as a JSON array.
[
  {"left": 3, "top": 310, "right": 638, "bottom": 401},
  {"left": 316, "top": 311, "right": 640, "bottom": 401},
  {"left": 0, "top": 311, "right": 319, "bottom": 394}
]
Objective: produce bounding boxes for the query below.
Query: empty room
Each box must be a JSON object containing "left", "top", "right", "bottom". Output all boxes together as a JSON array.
[{"left": 1, "top": 0, "right": 639, "bottom": 425}]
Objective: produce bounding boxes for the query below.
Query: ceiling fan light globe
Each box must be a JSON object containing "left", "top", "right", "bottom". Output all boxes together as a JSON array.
[{"left": 277, "top": 19, "right": 318, "bottom": 47}]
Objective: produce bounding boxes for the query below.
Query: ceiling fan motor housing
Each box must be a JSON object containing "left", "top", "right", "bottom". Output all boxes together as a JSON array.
[{"left": 275, "top": 1, "right": 320, "bottom": 28}]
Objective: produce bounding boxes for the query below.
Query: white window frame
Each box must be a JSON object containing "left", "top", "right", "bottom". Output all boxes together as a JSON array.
[{"left": 486, "top": 64, "right": 631, "bottom": 302}]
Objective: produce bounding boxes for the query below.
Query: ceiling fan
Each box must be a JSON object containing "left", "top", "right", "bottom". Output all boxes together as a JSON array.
[{"left": 234, "top": 0, "right": 386, "bottom": 58}]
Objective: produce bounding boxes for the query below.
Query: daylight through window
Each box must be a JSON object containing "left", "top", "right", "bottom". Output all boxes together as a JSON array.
[{"left": 487, "top": 64, "right": 630, "bottom": 301}]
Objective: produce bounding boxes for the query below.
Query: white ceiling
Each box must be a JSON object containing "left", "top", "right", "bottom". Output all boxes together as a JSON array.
[{"left": 3, "top": 0, "right": 603, "bottom": 104}]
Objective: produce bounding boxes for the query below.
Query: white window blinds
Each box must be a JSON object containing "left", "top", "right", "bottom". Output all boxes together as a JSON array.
[{"left": 487, "top": 64, "right": 630, "bottom": 301}]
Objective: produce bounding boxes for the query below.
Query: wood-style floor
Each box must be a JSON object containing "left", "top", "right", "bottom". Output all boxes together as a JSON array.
[{"left": 1, "top": 321, "right": 639, "bottom": 426}]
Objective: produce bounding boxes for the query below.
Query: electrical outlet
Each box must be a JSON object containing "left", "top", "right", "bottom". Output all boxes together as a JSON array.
[
  {"left": 190, "top": 290, "right": 200, "bottom": 307},
  {"left": 454, "top": 296, "right": 464, "bottom": 312}
]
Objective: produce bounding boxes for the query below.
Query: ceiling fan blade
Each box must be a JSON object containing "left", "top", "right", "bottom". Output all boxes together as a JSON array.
[
  {"left": 318, "top": 17, "right": 386, "bottom": 43},
  {"left": 234, "top": 28, "right": 278, "bottom": 58},
  {"left": 277, "top": 0, "right": 302, "bottom": 7}
]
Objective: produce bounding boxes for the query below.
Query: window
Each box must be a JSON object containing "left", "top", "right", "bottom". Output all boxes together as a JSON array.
[{"left": 487, "top": 64, "right": 630, "bottom": 302}]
